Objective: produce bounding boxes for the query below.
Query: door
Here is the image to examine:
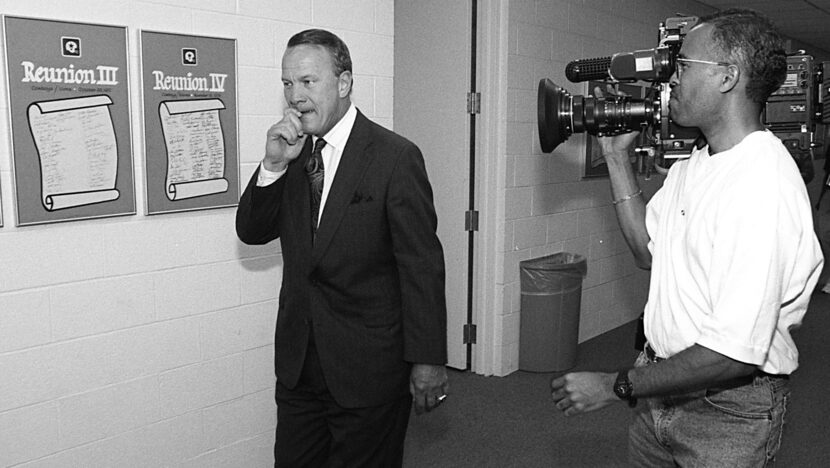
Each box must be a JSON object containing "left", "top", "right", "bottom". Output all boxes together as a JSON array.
[{"left": 394, "top": 0, "right": 475, "bottom": 370}]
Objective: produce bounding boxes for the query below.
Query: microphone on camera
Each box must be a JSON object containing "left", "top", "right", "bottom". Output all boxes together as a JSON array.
[
  {"left": 566, "top": 47, "right": 674, "bottom": 83},
  {"left": 565, "top": 56, "right": 613, "bottom": 82}
]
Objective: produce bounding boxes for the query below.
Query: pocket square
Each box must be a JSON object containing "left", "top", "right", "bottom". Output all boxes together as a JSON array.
[{"left": 350, "top": 192, "right": 374, "bottom": 204}]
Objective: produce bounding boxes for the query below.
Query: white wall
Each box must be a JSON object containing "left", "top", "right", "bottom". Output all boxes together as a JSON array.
[{"left": 0, "top": 0, "right": 393, "bottom": 466}]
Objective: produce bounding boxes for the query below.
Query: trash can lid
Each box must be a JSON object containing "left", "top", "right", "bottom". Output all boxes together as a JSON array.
[
  {"left": 520, "top": 252, "right": 587, "bottom": 275},
  {"left": 519, "top": 252, "right": 587, "bottom": 293}
]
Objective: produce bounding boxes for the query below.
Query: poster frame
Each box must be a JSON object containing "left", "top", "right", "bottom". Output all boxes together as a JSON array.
[
  {"left": 2, "top": 14, "right": 136, "bottom": 226},
  {"left": 139, "top": 29, "right": 240, "bottom": 216}
]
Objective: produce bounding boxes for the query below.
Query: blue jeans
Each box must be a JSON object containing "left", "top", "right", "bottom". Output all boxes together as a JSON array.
[{"left": 628, "top": 351, "right": 790, "bottom": 467}]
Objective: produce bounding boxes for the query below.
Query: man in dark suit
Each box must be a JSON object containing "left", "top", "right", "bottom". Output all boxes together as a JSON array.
[{"left": 236, "top": 29, "right": 448, "bottom": 467}]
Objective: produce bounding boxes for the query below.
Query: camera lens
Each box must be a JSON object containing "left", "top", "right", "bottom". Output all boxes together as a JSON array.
[
  {"left": 537, "top": 79, "right": 571, "bottom": 152},
  {"left": 537, "top": 79, "right": 658, "bottom": 153},
  {"left": 573, "top": 94, "right": 655, "bottom": 136}
]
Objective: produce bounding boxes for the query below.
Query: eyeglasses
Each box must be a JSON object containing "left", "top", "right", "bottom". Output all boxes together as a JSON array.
[{"left": 674, "top": 58, "right": 732, "bottom": 78}]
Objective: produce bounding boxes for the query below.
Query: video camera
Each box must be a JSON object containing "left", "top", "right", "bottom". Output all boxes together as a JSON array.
[
  {"left": 537, "top": 16, "right": 829, "bottom": 180},
  {"left": 764, "top": 54, "right": 828, "bottom": 182}
]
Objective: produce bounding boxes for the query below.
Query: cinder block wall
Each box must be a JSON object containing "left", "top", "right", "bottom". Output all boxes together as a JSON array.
[
  {"left": 496, "top": 0, "right": 715, "bottom": 374},
  {"left": 0, "top": 0, "right": 392, "bottom": 465}
]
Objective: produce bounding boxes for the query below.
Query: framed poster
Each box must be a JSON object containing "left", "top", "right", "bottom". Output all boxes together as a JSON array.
[
  {"left": 140, "top": 30, "right": 239, "bottom": 215},
  {"left": 583, "top": 81, "right": 645, "bottom": 178},
  {"left": 2, "top": 16, "right": 135, "bottom": 226}
]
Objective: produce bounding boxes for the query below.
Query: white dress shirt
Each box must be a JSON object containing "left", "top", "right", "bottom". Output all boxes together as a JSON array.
[{"left": 257, "top": 104, "right": 358, "bottom": 226}]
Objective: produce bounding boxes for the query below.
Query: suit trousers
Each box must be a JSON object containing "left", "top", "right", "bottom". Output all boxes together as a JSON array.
[{"left": 274, "top": 330, "right": 413, "bottom": 468}]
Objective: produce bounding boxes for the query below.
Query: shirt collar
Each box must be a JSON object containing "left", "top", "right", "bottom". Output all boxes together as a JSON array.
[{"left": 313, "top": 103, "right": 357, "bottom": 152}]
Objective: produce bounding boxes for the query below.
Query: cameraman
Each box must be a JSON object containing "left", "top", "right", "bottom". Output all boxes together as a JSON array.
[{"left": 551, "top": 8, "right": 823, "bottom": 466}]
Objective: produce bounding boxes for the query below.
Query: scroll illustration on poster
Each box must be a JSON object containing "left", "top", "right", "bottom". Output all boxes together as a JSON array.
[
  {"left": 140, "top": 30, "right": 239, "bottom": 215},
  {"left": 2, "top": 16, "right": 135, "bottom": 226},
  {"left": 28, "top": 95, "right": 120, "bottom": 210}
]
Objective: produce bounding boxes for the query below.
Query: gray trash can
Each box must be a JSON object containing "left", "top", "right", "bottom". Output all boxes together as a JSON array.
[{"left": 519, "top": 252, "right": 587, "bottom": 372}]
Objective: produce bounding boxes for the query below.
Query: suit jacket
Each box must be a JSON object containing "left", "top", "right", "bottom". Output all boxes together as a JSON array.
[{"left": 236, "top": 110, "right": 447, "bottom": 408}]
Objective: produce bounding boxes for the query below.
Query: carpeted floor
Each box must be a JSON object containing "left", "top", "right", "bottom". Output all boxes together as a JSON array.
[{"left": 404, "top": 291, "right": 830, "bottom": 467}]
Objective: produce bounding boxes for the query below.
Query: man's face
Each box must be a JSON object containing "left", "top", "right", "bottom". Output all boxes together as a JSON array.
[
  {"left": 669, "top": 24, "right": 725, "bottom": 128},
  {"left": 281, "top": 44, "right": 351, "bottom": 136}
]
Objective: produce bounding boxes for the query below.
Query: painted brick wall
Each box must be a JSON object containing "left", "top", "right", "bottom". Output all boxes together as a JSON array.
[
  {"left": 0, "top": 0, "right": 393, "bottom": 465},
  {"left": 497, "top": 0, "right": 715, "bottom": 375}
]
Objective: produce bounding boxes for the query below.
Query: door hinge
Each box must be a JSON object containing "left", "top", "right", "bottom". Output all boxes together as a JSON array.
[
  {"left": 467, "top": 92, "right": 481, "bottom": 114},
  {"left": 464, "top": 210, "right": 479, "bottom": 232},
  {"left": 463, "top": 323, "right": 477, "bottom": 344}
]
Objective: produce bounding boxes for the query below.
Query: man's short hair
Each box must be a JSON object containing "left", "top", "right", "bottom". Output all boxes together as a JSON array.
[
  {"left": 287, "top": 29, "right": 353, "bottom": 77},
  {"left": 698, "top": 8, "right": 787, "bottom": 104}
]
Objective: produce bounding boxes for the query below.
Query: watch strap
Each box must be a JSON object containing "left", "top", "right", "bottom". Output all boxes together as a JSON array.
[{"left": 614, "top": 369, "right": 638, "bottom": 408}]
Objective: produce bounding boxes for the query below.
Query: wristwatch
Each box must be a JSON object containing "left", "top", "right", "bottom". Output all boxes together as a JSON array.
[{"left": 613, "top": 369, "right": 638, "bottom": 408}]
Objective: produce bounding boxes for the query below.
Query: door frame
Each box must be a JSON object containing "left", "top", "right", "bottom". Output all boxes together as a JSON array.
[{"left": 470, "top": 0, "right": 508, "bottom": 375}]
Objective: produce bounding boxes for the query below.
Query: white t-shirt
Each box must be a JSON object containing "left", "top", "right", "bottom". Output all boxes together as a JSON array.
[{"left": 644, "top": 130, "right": 823, "bottom": 374}]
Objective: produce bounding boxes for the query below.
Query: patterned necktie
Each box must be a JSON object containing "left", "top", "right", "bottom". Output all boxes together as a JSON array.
[{"left": 305, "top": 138, "right": 327, "bottom": 237}]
